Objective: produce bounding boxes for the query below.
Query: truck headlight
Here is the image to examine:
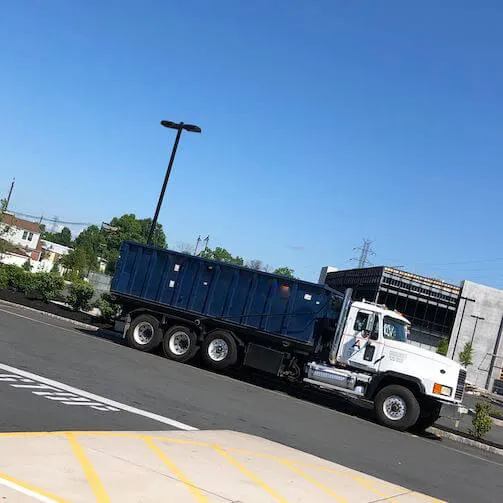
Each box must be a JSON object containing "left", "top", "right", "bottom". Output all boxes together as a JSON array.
[{"left": 433, "top": 383, "right": 452, "bottom": 397}]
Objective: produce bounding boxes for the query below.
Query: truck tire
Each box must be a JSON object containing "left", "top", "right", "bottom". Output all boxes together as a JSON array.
[
  {"left": 201, "top": 330, "right": 238, "bottom": 369},
  {"left": 163, "top": 325, "right": 198, "bottom": 363},
  {"left": 413, "top": 401, "right": 442, "bottom": 432},
  {"left": 374, "top": 385, "right": 420, "bottom": 431},
  {"left": 126, "top": 314, "right": 163, "bottom": 352}
]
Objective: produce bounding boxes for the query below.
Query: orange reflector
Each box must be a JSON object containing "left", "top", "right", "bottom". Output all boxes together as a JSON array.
[{"left": 433, "top": 383, "right": 442, "bottom": 394}]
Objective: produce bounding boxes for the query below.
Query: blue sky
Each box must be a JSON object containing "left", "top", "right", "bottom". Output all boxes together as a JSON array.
[{"left": 1, "top": 1, "right": 502, "bottom": 287}]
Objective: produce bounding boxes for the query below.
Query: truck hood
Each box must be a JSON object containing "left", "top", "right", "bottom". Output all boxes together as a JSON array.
[
  {"left": 386, "top": 339, "right": 459, "bottom": 370},
  {"left": 381, "top": 339, "right": 463, "bottom": 402}
]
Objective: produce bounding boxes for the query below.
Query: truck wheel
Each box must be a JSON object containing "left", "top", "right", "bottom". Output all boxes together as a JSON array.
[
  {"left": 126, "top": 314, "right": 163, "bottom": 352},
  {"left": 163, "top": 325, "right": 198, "bottom": 363},
  {"left": 374, "top": 385, "right": 420, "bottom": 431},
  {"left": 413, "top": 402, "right": 442, "bottom": 432},
  {"left": 201, "top": 331, "right": 238, "bottom": 369}
]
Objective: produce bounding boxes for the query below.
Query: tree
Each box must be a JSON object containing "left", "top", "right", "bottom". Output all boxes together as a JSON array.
[
  {"left": 41, "top": 226, "right": 73, "bottom": 246},
  {"left": 176, "top": 242, "right": 195, "bottom": 255},
  {"left": 62, "top": 246, "right": 97, "bottom": 279},
  {"left": 459, "top": 342, "right": 474, "bottom": 368},
  {"left": 436, "top": 338, "right": 449, "bottom": 356},
  {"left": 66, "top": 214, "right": 167, "bottom": 277},
  {"left": 199, "top": 247, "right": 244, "bottom": 265},
  {"left": 247, "top": 259, "right": 264, "bottom": 270},
  {"left": 273, "top": 266, "right": 295, "bottom": 278}
]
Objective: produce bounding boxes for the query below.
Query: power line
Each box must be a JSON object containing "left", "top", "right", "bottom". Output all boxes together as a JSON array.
[{"left": 8, "top": 209, "right": 95, "bottom": 227}]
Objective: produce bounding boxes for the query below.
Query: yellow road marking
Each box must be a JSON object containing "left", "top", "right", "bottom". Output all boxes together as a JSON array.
[
  {"left": 0, "top": 470, "right": 69, "bottom": 503},
  {"left": 0, "top": 431, "right": 54, "bottom": 438},
  {"left": 225, "top": 448, "right": 399, "bottom": 503},
  {"left": 142, "top": 436, "right": 209, "bottom": 503},
  {"left": 295, "top": 462, "right": 401, "bottom": 502},
  {"left": 212, "top": 444, "right": 289, "bottom": 503},
  {"left": 65, "top": 432, "right": 111, "bottom": 503},
  {"left": 279, "top": 459, "right": 349, "bottom": 503}
]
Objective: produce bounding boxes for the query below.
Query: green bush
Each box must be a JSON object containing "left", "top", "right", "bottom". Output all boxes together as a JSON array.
[
  {"left": 33, "top": 272, "right": 65, "bottom": 303},
  {"left": 13, "top": 270, "right": 37, "bottom": 295},
  {"left": 67, "top": 280, "right": 94, "bottom": 311},
  {"left": 470, "top": 401, "right": 493, "bottom": 439},
  {"left": 0, "top": 267, "right": 8, "bottom": 289},
  {"left": 0, "top": 264, "right": 26, "bottom": 290},
  {"left": 436, "top": 338, "right": 449, "bottom": 356},
  {"left": 93, "top": 293, "right": 122, "bottom": 322}
]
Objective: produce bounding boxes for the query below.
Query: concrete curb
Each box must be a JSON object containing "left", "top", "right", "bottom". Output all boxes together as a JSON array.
[
  {"left": 0, "top": 298, "right": 100, "bottom": 332},
  {"left": 429, "top": 427, "right": 503, "bottom": 456}
]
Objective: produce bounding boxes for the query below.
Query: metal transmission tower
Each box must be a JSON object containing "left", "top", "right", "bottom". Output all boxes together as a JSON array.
[{"left": 352, "top": 239, "right": 375, "bottom": 268}]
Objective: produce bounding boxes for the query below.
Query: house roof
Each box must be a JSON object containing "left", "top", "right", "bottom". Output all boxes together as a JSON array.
[
  {"left": 41, "top": 240, "right": 72, "bottom": 255},
  {"left": 1, "top": 213, "right": 41, "bottom": 234}
]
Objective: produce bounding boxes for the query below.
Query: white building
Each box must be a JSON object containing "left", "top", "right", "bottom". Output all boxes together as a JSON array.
[
  {"left": 447, "top": 280, "right": 503, "bottom": 393},
  {"left": 0, "top": 213, "right": 42, "bottom": 264},
  {"left": 36, "top": 240, "right": 73, "bottom": 273}
]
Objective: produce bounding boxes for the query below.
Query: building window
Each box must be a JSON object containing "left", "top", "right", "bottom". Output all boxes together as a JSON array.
[
  {"left": 27, "top": 232, "right": 33, "bottom": 241},
  {"left": 22, "top": 231, "right": 28, "bottom": 240}
]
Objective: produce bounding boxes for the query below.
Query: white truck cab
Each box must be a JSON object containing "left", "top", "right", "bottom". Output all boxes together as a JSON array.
[{"left": 305, "top": 292, "right": 466, "bottom": 431}]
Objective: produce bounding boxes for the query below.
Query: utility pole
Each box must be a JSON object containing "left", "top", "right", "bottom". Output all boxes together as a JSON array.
[
  {"left": 451, "top": 296, "right": 476, "bottom": 357},
  {"left": 5, "top": 178, "right": 15, "bottom": 211},
  {"left": 470, "top": 314, "right": 485, "bottom": 345},
  {"left": 485, "top": 314, "right": 503, "bottom": 390},
  {"left": 352, "top": 239, "right": 375, "bottom": 268},
  {"left": 203, "top": 235, "right": 210, "bottom": 252},
  {"left": 194, "top": 235, "right": 202, "bottom": 255}
]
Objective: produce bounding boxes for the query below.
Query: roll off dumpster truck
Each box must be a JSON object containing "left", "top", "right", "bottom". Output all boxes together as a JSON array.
[{"left": 111, "top": 241, "right": 467, "bottom": 431}]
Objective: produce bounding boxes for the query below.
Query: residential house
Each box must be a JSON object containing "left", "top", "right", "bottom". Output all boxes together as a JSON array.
[{"left": 0, "top": 213, "right": 42, "bottom": 265}]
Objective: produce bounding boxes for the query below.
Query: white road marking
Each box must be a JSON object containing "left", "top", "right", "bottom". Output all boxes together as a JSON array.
[
  {"left": 0, "top": 475, "right": 59, "bottom": 503},
  {"left": 0, "top": 363, "right": 198, "bottom": 431}
]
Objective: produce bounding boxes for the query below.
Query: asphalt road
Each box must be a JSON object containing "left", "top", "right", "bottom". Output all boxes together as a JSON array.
[{"left": 0, "top": 303, "right": 502, "bottom": 503}]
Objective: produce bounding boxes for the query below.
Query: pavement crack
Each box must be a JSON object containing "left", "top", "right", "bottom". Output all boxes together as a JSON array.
[{"left": 368, "top": 490, "right": 414, "bottom": 502}]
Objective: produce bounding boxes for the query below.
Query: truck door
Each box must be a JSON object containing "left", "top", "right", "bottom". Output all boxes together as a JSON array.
[{"left": 339, "top": 308, "right": 383, "bottom": 371}]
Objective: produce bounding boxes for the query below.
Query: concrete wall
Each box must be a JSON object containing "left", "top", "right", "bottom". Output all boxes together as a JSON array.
[
  {"left": 0, "top": 253, "right": 28, "bottom": 267},
  {"left": 447, "top": 280, "right": 503, "bottom": 390}
]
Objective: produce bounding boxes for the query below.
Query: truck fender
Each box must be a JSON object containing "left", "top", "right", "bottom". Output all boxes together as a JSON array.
[{"left": 365, "top": 371, "right": 425, "bottom": 400}]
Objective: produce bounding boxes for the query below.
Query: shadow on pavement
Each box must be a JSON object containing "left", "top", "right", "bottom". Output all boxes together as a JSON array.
[{"left": 77, "top": 327, "right": 379, "bottom": 426}]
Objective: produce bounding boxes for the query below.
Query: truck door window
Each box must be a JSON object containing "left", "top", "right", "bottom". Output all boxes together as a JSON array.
[
  {"left": 354, "top": 312, "right": 378, "bottom": 336},
  {"left": 383, "top": 317, "right": 408, "bottom": 342}
]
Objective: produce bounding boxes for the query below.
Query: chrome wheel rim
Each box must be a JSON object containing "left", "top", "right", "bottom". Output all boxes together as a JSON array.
[
  {"left": 207, "top": 338, "right": 229, "bottom": 362},
  {"left": 133, "top": 321, "right": 154, "bottom": 345},
  {"left": 383, "top": 395, "right": 407, "bottom": 421},
  {"left": 169, "top": 331, "right": 191, "bottom": 356}
]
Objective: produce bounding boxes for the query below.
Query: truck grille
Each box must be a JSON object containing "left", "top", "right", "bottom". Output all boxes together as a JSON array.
[{"left": 455, "top": 369, "right": 467, "bottom": 400}]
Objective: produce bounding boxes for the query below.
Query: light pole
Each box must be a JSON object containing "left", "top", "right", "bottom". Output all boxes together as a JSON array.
[
  {"left": 451, "top": 296, "right": 475, "bottom": 357},
  {"left": 147, "top": 120, "right": 202, "bottom": 245},
  {"left": 470, "top": 314, "right": 485, "bottom": 345}
]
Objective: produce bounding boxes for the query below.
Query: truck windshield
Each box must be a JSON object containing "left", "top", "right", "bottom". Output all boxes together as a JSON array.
[{"left": 383, "top": 317, "right": 409, "bottom": 343}]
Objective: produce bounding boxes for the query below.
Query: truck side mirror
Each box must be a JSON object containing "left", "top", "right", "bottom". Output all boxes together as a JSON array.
[
  {"left": 365, "top": 313, "right": 376, "bottom": 332},
  {"left": 365, "top": 313, "right": 379, "bottom": 340}
]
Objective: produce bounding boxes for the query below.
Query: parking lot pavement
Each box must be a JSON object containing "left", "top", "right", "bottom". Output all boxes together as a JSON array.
[
  {"left": 0, "top": 362, "right": 195, "bottom": 433},
  {"left": 1, "top": 304, "right": 502, "bottom": 503},
  {"left": 0, "top": 430, "right": 445, "bottom": 503}
]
